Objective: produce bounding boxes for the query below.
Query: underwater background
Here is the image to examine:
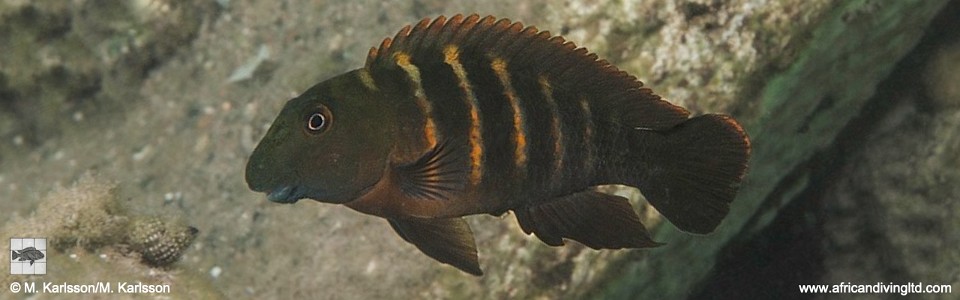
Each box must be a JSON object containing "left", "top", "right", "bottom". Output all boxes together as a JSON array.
[{"left": 1, "top": 0, "right": 957, "bottom": 299}]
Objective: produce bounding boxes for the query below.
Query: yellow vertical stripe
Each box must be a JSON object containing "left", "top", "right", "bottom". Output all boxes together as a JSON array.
[
  {"left": 443, "top": 45, "right": 483, "bottom": 186},
  {"left": 579, "top": 96, "right": 595, "bottom": 173},
  {"left": 539, "top": 75, "right": 564, "bottom": 179},
  {"left": 394, "top": 52, "right": 437, "bottom": 149},
  {"left": 356, "top": 68, "right": 378, "bottom": 91},
  {"left": 491, "top": 57, "right": 528, "bottom": 176}
]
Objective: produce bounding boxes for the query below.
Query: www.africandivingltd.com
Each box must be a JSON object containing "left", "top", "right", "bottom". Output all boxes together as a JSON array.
[{"left": 799, "top": 282, "right": 952, "bottom": 296}]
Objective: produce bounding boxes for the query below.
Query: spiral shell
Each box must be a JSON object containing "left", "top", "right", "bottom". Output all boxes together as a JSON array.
[{"left": 128, "top": 216, "right": 199, "bottom": 266}]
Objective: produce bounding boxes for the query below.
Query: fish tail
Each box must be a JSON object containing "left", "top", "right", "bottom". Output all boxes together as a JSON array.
[
  {"left": 625, "top": 114, "right": 750, "bottom": 234},
  {"left": 12, "top": 250, "right": 19, "bottom": 260}
]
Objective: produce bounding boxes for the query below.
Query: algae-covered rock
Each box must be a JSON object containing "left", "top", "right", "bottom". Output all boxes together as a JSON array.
[
  {"left": 821, "top": 19, "right": 960, "bottom": 293},
  {"left": 0, "top": 0, "right": 213, "bottom": 146},
  {"left": 27, "top": 175, "right": 129, "bottom": 251}
]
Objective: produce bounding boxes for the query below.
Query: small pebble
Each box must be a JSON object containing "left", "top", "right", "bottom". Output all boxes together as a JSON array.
[
  {"left": 132, "top": 145, "right": 151, "bottom": 161},
  {"left": 163, "top": 191, "right": 183, "bottom": 204},
  {"left": 210, "top": 266, "right": 223, "bottom": 278},
  {"left": 227, "top": 44, "right": 270, "bottom": 83}
]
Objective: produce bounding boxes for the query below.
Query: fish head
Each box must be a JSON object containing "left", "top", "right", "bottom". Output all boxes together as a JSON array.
[{"left": 246, "top": 70, "right": 396, "bottom": 204}]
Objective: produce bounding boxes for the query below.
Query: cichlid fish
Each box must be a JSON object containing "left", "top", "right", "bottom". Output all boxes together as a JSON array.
[
  {"left": 12, "top": 247, "right": 45, "bottom": 265},
  {"left": 245, "top": 14, "right": 750, "bottom": 276}
]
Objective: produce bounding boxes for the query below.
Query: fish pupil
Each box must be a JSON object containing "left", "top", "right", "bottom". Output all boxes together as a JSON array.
[{"left": 307, "top": 112, "right": 326, "bottom": 131}]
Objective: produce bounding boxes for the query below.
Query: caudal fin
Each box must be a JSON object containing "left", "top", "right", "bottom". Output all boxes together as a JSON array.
[
  {"left": 12, "top": 250, "right": 18, "bottom": 260},
  {"left": 628, "top": 114, "right": 750, "bottom": 234}
]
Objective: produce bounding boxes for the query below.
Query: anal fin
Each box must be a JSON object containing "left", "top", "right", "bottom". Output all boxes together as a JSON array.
[
  {"left": 388, "top": 217, "right": 483, "bottom": 276},
  {"left": 514, "top": 191, "right": 661, "bottom": 249}
]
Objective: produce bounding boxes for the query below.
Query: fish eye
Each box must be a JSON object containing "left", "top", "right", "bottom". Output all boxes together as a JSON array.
[
  {"left": 305, "top": 106, "right": 332, "bottom": 134},
  {"left": 308, "top": 113, "right": 326, "bottom": 130}
]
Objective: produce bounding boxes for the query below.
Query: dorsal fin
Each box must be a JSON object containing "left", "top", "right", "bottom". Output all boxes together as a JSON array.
[{"left": 364, "top": 14, "right": 690, "bottom": 130}]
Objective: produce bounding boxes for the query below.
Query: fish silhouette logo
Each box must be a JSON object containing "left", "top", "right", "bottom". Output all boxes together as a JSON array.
[
  {"left": 12, "top": 247, "right": 45, "bottom": 265},
  {"left": 9, "top": 238, "right": 47, "bottom": 275}
]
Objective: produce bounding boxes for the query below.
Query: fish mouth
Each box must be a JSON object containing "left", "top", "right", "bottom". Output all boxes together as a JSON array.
[
  {"left": 266, "top": 186, "right": 304, "bottom": 204},
  {"left": 262, "top": 184, "right": 356, "bottom": 204}
]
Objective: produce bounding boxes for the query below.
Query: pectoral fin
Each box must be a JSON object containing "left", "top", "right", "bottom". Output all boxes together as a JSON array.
[
  {"left": 388, "top": 217, "right": 483, "bottom": 276},
  {"left": 514, "top": 190, "right": 662, "bottom": 249},
  {"left": 391, "top": 138, "right": 469, "bottom": 201}
]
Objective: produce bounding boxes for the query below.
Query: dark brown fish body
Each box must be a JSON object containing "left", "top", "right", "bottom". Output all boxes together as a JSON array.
[{"left": 245, "top": 14, "right": 750, "bottom": 276}]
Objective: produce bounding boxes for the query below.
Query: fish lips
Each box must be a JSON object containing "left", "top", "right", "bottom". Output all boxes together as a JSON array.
[
  {"left": 264, "top": 185, "right": 345, "bottom": 204},
  {"left": 266, "top": 186, "right": 304, "bottom": 204}
]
